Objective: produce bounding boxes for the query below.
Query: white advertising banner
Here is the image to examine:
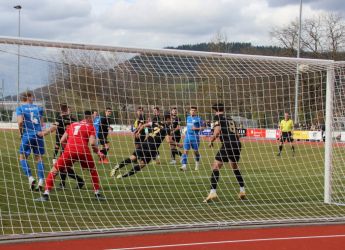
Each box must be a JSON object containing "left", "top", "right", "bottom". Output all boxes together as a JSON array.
[
  {"left": 265, "top": 129, "right": 277, "bottom": 139},
  {"left": 308, "top": 131, "right": 322, "bottom": 141},
  {"left": 341, "top": 132, "right": 345, "bottom": 142}
]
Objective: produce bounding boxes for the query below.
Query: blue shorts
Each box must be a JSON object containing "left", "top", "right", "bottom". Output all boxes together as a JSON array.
[
  {"left": 19, "top": 134, "right": 45, "bottom": 156},
  {"left": 183, "top": 136, "right": 200, "bottom": 151}
]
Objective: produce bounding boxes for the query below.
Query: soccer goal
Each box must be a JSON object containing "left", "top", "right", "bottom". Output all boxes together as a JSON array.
[{"left": 0, "top": 37, "right": 344, "bottom": 238}]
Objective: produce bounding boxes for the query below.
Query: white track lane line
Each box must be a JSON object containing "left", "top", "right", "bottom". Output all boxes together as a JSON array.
[{"left": 105, "top": 233, "right": 345, "bottom": 250}]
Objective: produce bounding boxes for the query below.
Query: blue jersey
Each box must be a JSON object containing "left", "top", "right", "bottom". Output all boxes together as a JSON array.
[
  {"left": 16, "top": 104, "right": 44, "bottom": 136},
  {"left": 93, "top": 116, "right": 100, "bottom": 135},
  {"left": 185, "top": 115, "right": 203, "bottom": 139}
]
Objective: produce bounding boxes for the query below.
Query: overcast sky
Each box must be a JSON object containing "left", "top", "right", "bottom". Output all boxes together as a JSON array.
[{"left": 1, "top": 0, "right": 344, "bottom": 49}]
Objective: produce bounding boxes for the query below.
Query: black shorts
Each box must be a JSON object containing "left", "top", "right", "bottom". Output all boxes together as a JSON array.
[
  {"left": 280, "top": 132, "right": 293, "bottom": 143},
  {"left": 98, "top": 133, "right": 109, "bottom": 145},
  {"left": 171, "top": 134, "right": 181, "bottom": 143},
  {"left": 134, "top": 134, "right": 146, "bottom": 146},
  {"left": 134, "top": 143, "right": 158, "bottom": 164},
  {"left": 215, "top": 142, "right": 241, "bottom": 163}
]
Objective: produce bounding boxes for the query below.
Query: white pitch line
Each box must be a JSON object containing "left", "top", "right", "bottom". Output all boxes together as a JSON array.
[{"left": 105, "top": 234, "right": 345, "bottom": 250}]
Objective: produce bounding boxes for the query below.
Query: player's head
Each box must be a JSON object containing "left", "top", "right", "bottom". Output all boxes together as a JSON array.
[
  {"left": 190, "top": 106, "right": 197, "bottom": 116},
  {"left": 105, "top": 107, "right": 112, "bottom": 116},
  {"left": 284, "top": 112, "right": 290, "bottom": 120},
  {"left": 60, "top": 103, "right": 69, "bottom": 114},
  {"left": 137, "top": 106, "right": 143, "bottom": 115},
  {"left": 164, "top": 114, "right": 171, "bottom": 124},
  {"left": 84, "top": 110, "right": 93, "bottom": 122},
  {"left": 153, "top": 106, "right": 160, "bottom": 115},
  {"left": 212, "top": 103, "right": 224, "bottom": 113},
  {"left": 92, "top": 110, "right": 98, "bottom": 118},
  {"left": 171, "top": 107, "right": 177, "bottom": 116},
  {"left": 21, "top": 91, "right": 33, "bottom": 103}
]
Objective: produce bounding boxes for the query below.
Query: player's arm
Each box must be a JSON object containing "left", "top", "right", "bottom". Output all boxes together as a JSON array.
[
  {"left": 135, "top": 121, "right": 151, "bottom": 137},
  {"left": 17, "top": 115, "right": 24, "bottom": 137},
  {"left": 89, "top": 134, "right": 105, "bottom": 159},
  {"left": 209, "top": 124, "right": 221, "bottom": 148}
]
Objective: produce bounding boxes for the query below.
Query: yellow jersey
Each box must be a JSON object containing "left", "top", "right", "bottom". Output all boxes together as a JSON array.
[{"left": 280, "top": 119, "right": 294, "bottom": 132}]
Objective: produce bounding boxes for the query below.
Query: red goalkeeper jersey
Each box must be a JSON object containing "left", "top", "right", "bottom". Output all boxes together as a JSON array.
[{"left": 65, "top": 120, "right": 96, "bottom": 152}]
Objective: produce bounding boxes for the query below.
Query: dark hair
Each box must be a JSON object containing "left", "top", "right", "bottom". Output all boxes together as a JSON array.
[
  {"left": 153, "top": 106, "right": 160, "bottom": 111},
  {"left": 164, "top": 114, "right": 171, "bottom": 120},
  {"left": 106, "top": 107, "right": 112, "bottom": 111},
  {"left": 190, "top": 106, "right": 197, "bottom": 110},
  {"left": 92, "top": 110, "right": 98, "bottom": 113},
  {"left": 84, "top": 110, "right": 92, "bottom": 116},
  {"left": 60, "top": 103, "right": 68, "bottom": 113},
  {"left": 171, "top": 107, "right": 177, "bottom": 110},
  {"left": 137, "top": 106, "right": 143, "bottom": 111},
  {"left": 212, "top": 103, "right": 224, "bottom": 112},
  {"left": 21, "top": 91, "right": 33, "bottom": 102}
]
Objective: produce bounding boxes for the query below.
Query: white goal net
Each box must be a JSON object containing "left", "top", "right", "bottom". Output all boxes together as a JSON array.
[{"left": 0, "top": 37, "right": 344, "bottom": 237}]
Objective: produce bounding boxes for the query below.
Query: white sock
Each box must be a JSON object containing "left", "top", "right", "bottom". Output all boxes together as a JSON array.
[
  {"left": 44, "top": 190, "right": 49, "bottom": 196},
  {"left": 38, "top": 179, "right": 44, "bottom": 186},
  {"left": 95, "top": 190, "right": 100, "bottom": 195},
  {"left": 210, "top": 189, "right": 217, "bottom": 194},
  {"left": 240, "top": 187, "right": 245, "bottom": 193},
  {"left": 29, "top": 176, "right": 35, "bottom": 183}
]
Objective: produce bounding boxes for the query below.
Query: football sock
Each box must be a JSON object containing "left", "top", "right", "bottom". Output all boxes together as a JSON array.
[
  {"left": 37, "top": 161, "right": 45, "bottom": 180},
  {"left": 118, "top": 158, "right": 132, "bottom": 169},
  {"left": 181, "top": 154, "right": 187, "bottom": 164},
  {"left": 60, "top": 172, "right": 67, "bottom": 185},
  {"left": 20, "top": 159, "right": 31, "bottom": 176},
  {"left": 67, "top": 168, "right": 84, "bottom": 184},
  {"left": 291, "top": 145, "right": 295, "bottom": 152},
  {"left": 53, "top": 146, "right": 59, "bottom": 159},
  {"left": 89, "top": 169, "right": 100, "bottom": 191},
  {"left": 195, "top": 153, "right": 200, "bottom": 162},
  {"left": 210, "top": 169, "right": 220, "bottom": 190},
  {"left": 233, "top": 169, "right": 245, "bottom": 188},
  {"left": 278, "top": 145, "right": 283, "bottom": 153},
  {"left": 122, "top": 165, "right": 141, "bottom": 178},
  {"left": 171, "top": 149, "right": 175, "bottom": 160}
]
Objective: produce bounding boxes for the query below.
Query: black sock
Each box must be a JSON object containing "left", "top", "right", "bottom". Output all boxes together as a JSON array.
[
  {"left": 291, "top": 145, "right": 295, "bottom": 152},
  {"left": 233, "top": 169, "right": 244, "bottom": 188},
  {"left": 53, "top": 146, "right": 59, "bottom": 159},
  {"left": 118, "top": 158, "right": 132, "bottom": 169},
  {"left": 171, "top": 149, "right": 176, "bottom": 160},
  {"left": 279, "top": 145, "right": 283, "bottom": 153},
  {"left": 60, "top": 172, "right": 67, "bottom": 186},
  {"left": 100, "top": 148, "right": 107, "bottom": 156},
  {"left": 122, "top": 165, "right": 141, "bottom": 178},
  {"left": 67, "top": 168, "right": 84, "bottom": 184},
  {"left": 210, "top": 169, "right": 220, "bottom": 190}
]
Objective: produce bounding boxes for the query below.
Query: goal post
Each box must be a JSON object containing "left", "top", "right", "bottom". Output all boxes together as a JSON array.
[{"left": 0, "top": 36, "right": 345, "bottom": 237}]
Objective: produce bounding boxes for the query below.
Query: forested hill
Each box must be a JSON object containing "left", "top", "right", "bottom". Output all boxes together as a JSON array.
[{"left": 165, "top": 42, "right": 294, "bottom": 57}]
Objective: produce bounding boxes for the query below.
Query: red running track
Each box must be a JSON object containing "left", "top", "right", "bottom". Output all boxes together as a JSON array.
[{"left": 1, "top": 224, "right": 345, "bottom": 250}]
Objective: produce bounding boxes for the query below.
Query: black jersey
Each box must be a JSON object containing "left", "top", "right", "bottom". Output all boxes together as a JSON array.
[
  {"left": 134, "top": 114, "right": 146, "bottom": 136},
  {"left": 171, "top": 115, "right": 181, "bottom": 136},
  {"left": 55, "top": 114, "right": 76, "bottom": 141},
  {"left": 99, "top": 116, "right": 112, "bottom": 135},
  {"left": 146, "top": 122, "right": 170, "bottom": 149},
  {"left": 213, "top": 114, "right": 239, "bottom": 144}
]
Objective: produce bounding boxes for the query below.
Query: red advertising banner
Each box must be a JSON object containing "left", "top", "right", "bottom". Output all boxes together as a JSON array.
[{"left": 246, "top": 128, "right": 266, "bottom": 138}]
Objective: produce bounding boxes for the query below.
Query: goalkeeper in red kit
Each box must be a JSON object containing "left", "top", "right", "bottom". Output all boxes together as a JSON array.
[{"left": 35, "top": 111, "right": 106, "bottom": 201}]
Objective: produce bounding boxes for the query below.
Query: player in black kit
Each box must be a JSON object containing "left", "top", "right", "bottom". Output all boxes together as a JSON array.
[
  {"left": 203, "top": 103, "right": 246, "bottom": 202},
  {"left": 169, "top": 107, "right": 182, "bottom": 164},
  {"left": 98, "top": 107, "right": 113, "bottom": 163}
]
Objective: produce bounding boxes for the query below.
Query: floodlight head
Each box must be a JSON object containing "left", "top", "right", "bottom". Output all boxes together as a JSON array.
[{"left": 14, "top": 5, "right": 22, "bottom": 10}]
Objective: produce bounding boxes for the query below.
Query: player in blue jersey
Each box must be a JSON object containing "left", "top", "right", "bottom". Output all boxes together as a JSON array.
[
  {"left": 180, "top": 106, "right": 205, "bottom": 171},
  {"left": 92, "top": 110, "right": 100, "bottom": 136},
  {"left": 16, "top": 91, "right": 45, "bottom": 191}
]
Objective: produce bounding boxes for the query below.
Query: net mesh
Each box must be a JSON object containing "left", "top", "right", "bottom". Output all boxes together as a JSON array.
[{"left": 0, "top": 37, "right": 344, "bottom": 237}]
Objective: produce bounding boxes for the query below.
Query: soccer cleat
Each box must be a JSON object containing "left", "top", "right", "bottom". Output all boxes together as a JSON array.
[
  {"left": 116, "top": 174, "right": 123, "bottom": 179},
  {"left": 277, "top": 152, "right": 281, "bottom": 157},
  {"left": 203, "top": 192, "right": 218, "bottom": 203},
  {"left": 153, "top": 159, "right": 161, "bottom": 165},
  {"left": 238, "top": 191, "right": 246, "bottom": 200},
  {"left": 195, "top": 162, "right": 200, "bottom": 171},
  {"left": 95, "top": 193, "right": 106, "bottom": 201},
  {"left": 76, "top": 180, "right": 85, "bottom": 189},
  {"left": 34, "top": 194, "right": 49, "bottom": 202},
  {"left": 102, "top": 158, "right": 110, "bottom": 164},
  {"left": 29, "top": 178, "right": 37, "bottom": 191},
  {"left": 180, "top": 164, "right": 187, "bottom": 171},
  {"left": 170, "top": 160, "right": 176, "bottom": 165},
  {"left": 110, "top": 165, "right": 120, "bottom": 177},
  {"left": 52, "top": 158, "right": 57, "bottom": 165}
]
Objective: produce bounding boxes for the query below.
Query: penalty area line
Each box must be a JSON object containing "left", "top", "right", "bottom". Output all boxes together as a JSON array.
[{"left": 105, "top": 233, "right": 345, "bottom": 250}]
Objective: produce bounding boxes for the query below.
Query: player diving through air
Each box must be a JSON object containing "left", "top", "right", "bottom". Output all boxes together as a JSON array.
[{"left": 110, "top": 115, "right": 176, "bottom": 178}]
